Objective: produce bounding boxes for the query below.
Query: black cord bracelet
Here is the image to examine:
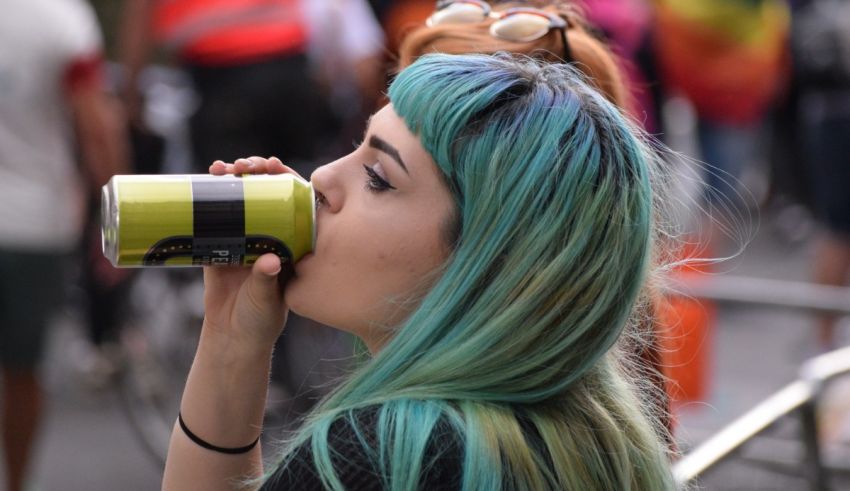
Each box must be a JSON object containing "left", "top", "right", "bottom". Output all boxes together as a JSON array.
[{"left": 178, "top": 412, "right": 261, "bottom": 455}]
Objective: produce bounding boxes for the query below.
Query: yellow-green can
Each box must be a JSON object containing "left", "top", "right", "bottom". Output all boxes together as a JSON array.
[{"left": 101, "top": 174, "right": 315, "bottom": 267}]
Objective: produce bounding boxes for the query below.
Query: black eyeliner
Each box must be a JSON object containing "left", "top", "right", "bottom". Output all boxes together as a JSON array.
[{"left": 363, "top": 164, "right": 396, "bottom": 191}]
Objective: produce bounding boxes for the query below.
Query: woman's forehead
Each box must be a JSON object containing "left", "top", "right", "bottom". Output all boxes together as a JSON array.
[
  {"left": 367, "top": 104, "right": 440, "bottom": 184},
  {"left": 367, "top": 104, "right": 405, "bottom": 134},
  {"left": 367, "top": 106, "right": 431, "bottom": 167}
]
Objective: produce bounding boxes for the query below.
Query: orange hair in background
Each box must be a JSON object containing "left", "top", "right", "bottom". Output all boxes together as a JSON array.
[
  {"left": 396, "top": 2, "right": 631, "bottom": 114},
  {"left": 382, "top": 0, "right": 435, "bottom": 56}
]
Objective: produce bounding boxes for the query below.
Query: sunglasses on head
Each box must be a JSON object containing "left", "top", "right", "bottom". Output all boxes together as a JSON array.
[{"left": 427, "top": 0, "right": 572, "bottom": 62}]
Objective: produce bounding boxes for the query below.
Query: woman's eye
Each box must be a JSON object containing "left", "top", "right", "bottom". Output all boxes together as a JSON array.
[{"left": 363, "top": 164, "right": 396, "bottom": 192}]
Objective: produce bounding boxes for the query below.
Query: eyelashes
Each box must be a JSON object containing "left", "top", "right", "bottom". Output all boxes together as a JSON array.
[{"left": 363, "top": 164, "right": 396, "bottom": 192}]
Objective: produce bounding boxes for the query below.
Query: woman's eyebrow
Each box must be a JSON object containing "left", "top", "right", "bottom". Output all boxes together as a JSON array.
[{"left": 369, "top": 135, "right": 409, "bottom": 175}]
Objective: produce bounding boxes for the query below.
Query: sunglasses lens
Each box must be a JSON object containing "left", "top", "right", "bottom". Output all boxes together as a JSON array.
[
  {"left": 427, "top": 3, "right": 488, "bottom": 26},
  {"left": 490, "top": 13, "right": 551, "bottom": 42}
]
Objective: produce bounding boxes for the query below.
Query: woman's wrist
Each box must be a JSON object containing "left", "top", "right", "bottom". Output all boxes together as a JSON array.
[
  {"left": 197, "top": 319, "right": 277, "bottom": 368},
  {"left": 178, "top": 336, "right": 274, "bottom": 450}
]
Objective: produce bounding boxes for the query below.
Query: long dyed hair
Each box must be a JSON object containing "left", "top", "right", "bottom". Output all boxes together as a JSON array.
[{"left": 266, "top": 53, "right": 674, "bottom": 490}]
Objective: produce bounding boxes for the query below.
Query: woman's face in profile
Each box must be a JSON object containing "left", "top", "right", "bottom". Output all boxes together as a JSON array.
[{"left": 285, "top": 104, "right": 456, "bottom": 351}]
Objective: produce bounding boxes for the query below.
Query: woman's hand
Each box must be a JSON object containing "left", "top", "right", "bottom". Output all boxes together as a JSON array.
[
  {"left": 209, "top": 155, "right": 298, "bottom": 177},
  {"left": 199, "top": 156, "right": 301, "bottom": 360},
  {"left": 200, "top": 253, "right": 288, "bottom": 360},
  {"left": 165, "top": 155, "right": 306, "bottom": 489}
]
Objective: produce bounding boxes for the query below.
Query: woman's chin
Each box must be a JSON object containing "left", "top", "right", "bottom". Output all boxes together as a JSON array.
[
  {"left": 287, "top": 304, "right": 307, "bottom": 320},
  {"left": 285, "top": 277, "right": 322, "bottom": 323},
  {"left": 283, "top": 277, "right": 305, "bottom": 313}
]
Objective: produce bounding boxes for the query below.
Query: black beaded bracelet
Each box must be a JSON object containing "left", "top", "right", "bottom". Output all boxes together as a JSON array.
[{"left": 178, "top": 412, "right": 261, "bottom": 455}]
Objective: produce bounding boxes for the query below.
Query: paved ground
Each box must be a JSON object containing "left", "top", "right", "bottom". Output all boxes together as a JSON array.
[{"left": 4, "top": 209, "right": 849, "bottom": 491}]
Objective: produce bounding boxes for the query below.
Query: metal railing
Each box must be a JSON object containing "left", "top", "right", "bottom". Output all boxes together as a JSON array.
[
  {"left": 665, "top": 274, "right": 850, "bottom": 317},
  {"left": 665, "top": 275, "right": 850, "bottom": 490}
]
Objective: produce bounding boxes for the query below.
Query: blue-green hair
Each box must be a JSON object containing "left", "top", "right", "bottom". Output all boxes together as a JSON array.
[{"left": 266, "top": 53, "right": 674, "bottom": 490}]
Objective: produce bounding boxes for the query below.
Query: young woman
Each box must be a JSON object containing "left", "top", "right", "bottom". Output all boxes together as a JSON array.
[{"left": 162, "top": 52, "right": 674, "bottom": 490}]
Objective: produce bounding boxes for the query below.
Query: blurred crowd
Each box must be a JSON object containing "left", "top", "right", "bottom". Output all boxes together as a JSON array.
[{"left": 1, "top": 0, "right": 849, "bottom": 490}]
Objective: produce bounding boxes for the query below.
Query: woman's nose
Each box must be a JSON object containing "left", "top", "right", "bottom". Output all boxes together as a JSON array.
[{"left": 309, "top": 162, "right": 342, "bottom": 213}]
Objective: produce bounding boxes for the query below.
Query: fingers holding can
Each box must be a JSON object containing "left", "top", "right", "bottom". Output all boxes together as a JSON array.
[{"left": 209, "top": 156, "right": 303, "bottom": 180}]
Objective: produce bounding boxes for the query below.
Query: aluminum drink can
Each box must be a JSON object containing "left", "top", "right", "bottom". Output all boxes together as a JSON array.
[{"left": 101, "top": 174, "right": 315, "bottom": 267}]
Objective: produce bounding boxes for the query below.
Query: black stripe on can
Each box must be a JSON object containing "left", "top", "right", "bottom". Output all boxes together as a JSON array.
[{"left": 191, "top": 177, "right": 246, "bottom": 265}]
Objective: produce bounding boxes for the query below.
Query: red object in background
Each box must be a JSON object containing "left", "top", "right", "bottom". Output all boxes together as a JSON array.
[
  {"left": 63, "top": 52, "right": 105, "bottom": 94},
  {"left": 151, "top": 0, "right": 308, "bottom": 65},
  {"left": 657, "top": 242, "right": 717, "bottom": 405}
]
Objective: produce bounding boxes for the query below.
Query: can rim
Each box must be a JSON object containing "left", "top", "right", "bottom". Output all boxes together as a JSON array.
[
  {"left": 309, "top": 179, "right": 316, "bottom": 252},
  {"left": 101, "top": 179, "right": 120, "bottom": 267}
]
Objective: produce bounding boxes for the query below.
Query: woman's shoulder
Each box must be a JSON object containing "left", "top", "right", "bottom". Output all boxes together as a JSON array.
[{"left": 261, "top": 405, "right": 463, "bottom": 490}]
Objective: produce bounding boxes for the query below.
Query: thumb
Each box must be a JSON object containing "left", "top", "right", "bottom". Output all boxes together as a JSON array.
[
  {"left": 242, "top": 254, "right": 287, "bottom": 337},
  {"left": 246, "top": 253, "right": 285, "bottom": 306},
  {"left": 230, "top": 253, "right": 289, "bottom": 347},
  {"left": 246, "top": 254, "right": 283, "bottom": 315}
]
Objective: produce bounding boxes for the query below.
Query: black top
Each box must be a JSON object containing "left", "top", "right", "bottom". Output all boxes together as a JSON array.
[{"left": 259, "top": 407, "right": 464, "bottom": 490}]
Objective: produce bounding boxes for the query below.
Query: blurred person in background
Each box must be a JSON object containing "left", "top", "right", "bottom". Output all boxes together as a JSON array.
[
  {"left": 119, "top": 0, "right": 328, "bottom": 175},
  {"left": 375, "top": 0, "right": 659, "bottom": 131},
  {"left": 397, "top": 1, "right": 629, "bottom": 105},
  {"left": 791, "top": 0, "right": 850, "bottom": 350},
  {"left": 393, "top": 0, "right": 672, "bottom": 440},
  {"left": 0, "top": 0, "right": 128, "bottom": 489},
  {"left": 653, "top": 0, "right": 790, "bottom": 252},
  {"left": 118, "top": 0, "right": 386, "bottom": 426},
  {"left": 578, "top": 0, "right": 660, "bottom": 134},
  {"left": 304, "top": 0, "right": 386, "bottom": 158}
]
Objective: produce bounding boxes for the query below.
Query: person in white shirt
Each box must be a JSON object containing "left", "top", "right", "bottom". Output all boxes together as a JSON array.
[{"left": 0, "top": 1, "right": 126, "bottom": 489}]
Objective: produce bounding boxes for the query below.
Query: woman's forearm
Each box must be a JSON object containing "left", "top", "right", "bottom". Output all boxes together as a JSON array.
[{"left": 162, "top": 328, "right": 275, "bottom": 490}]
